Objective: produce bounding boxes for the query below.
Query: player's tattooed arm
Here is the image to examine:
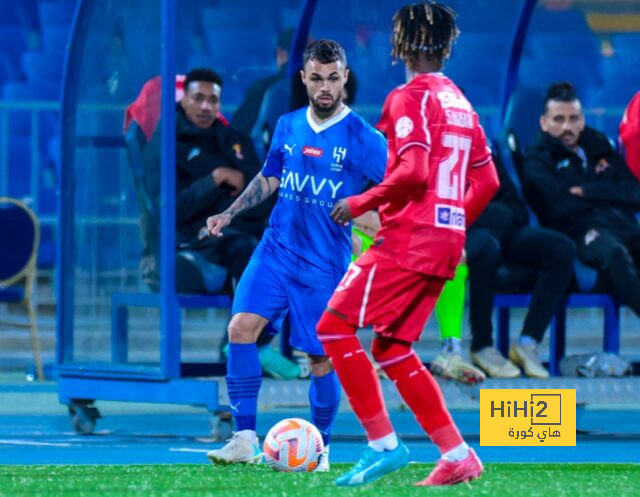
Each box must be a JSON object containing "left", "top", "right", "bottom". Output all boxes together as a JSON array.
[
  {"left": 225, "top": 173, "right": 279, "bottom": 217},
  {"left": 207, "top": 173, "right": 280, "bottom": 237}
]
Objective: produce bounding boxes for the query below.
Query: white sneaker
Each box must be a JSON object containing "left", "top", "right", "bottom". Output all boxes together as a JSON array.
[
  {"left": 315, "top": 445, "right": 330, "bottom": 472},
  {"left": 471, "top": 347, "right": 520, "bottom": 378},
  {"left": 207, "top": 430, "right": 262, "bottom": 465},
  {"left": 430, "top": 352, "right": 486, "bottom": 384},
  {"left": 509, "top": 343, "right": 549, "bottom": 378}
]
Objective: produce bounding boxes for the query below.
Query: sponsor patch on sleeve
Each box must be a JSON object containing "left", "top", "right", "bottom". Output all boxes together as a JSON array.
[{"left": 395, "top": 116, "right": 414, "bottom": 139}]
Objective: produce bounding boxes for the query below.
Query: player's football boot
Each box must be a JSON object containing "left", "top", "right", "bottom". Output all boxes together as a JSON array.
[
  {"left": 314, "top": 445, "right": 330, "bottom": 472},
  {"left": 207, "top": 431, "right": 262, "bottom": 465},
  {"left": 414, "top": 448, "right": 483, "bottom": 486},
  {"left": 430, "top": 352, "right": 486, "bottom": 384},
  {"left": 509, "top": 343, "right": 549, "bottom": 378},
  {"left": 258, "top": 346, "right": 301, "bottom": 380},
  {"left": 471, "top": 347, "right": 520, "bottom": 378},
  {"left": 335, "top": 443, "right": 409, "bottom": 486}
]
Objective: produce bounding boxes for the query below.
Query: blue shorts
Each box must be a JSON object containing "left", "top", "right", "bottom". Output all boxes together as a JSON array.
[{"left": 232, "top": 236, "right": 343, "bottom": 356}]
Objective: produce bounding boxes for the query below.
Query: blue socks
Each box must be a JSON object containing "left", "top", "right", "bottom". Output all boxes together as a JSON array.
[
  {"left": 226, "top": 343, "right": 262, "bottom": 431},
  {"left": 309, "top": 371, "right": 341, "bottom": 446}
]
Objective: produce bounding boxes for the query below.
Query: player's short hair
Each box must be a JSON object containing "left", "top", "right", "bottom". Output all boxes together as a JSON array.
[
  {"left": 302, "top": 39, "right": 347, "bottom": 68},
  {"left": 391, "top": 2, "right": 459, "bottom": 67},
  {"left": 544, "top": 82, "right": 580, "bottom": 112},
  {"left": 184, "top": 68, "right": 223, "bottom": 92}
]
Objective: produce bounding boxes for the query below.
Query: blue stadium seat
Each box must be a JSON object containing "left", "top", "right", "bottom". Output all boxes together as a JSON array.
[
  {"left": 446, "top": 57, "right": 503, "bottom": 105},
  {"left": 202, "top": 7, "right": 274, "bottom": 31},
  {"left": 37, "top": 1, "right": 75, "bottom": 27},
  {"left": 452, "top": 32, "right": 512, "bottom": 59},
  {"left": 502, "top": 86, "right": 545, "bottom": 151},
  {"left": 41, "top": 25, "right": 69, "bottom": 53},
  {"left": 529, "top": 8, "right": 591, "bottom": 34},
  {"left": 0, "top": 26, "right": 28, "bottom": 66},
  {"left": 2, "top": 81, "right": 60, "bottom": 101},
  {"left": 21, "top": 50, "right": 65, "bottom": 81},
  {"left": 7, "top": 136, "right": 32, "bottom": 197},
  {"left": 0, "top": 54, "right": 19, "bottom": 86},
  {"left": 518, "top": 57, "right": 598, "bottom": 100},
  {"left": 202, "top": 29, "right": 272, "bottom": 68},
  {"left": 0, "top": 2, "right": 26, "bottom": 27}
]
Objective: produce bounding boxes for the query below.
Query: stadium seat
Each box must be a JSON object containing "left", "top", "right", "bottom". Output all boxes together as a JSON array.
[
  {"left": 518, "top": 56, "right": 599, "bottom": 94},
  {"left": 0, "top": 197, "right": 43, "bottom": 379},
  {"left": 37, "top": 1, "right": 75, "bottom": 27},
  {"left": 202, "top": 7, "right": 274, "bottom": 31},
  {"left": 529, "top": 8, "right": 591, "bottom": 34},
  {"left": 2, "top": 81, "right": 60, "bottom": 101},
  {"left": 41, "top": 25, "right": 69, "bottom": 53},
  {"left": 0, "top": 26, "right": 28, "bottom": 66},
  {"left": 21, "top": 50, "right": 65, "bottom": 81}
]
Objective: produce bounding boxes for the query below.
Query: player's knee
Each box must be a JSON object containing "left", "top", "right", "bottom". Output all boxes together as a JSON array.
[
  {"left": 228, "top": 314, "right": 260, "bottom": 343},
  {"left": 316, "top": 309, "right": 355, "bottom": 337},
  {"left": 308, "top": 354, "right": 332, "bottom": 376},
  {"left": 371, "top": 336, "right": 412, "bottom": 364}
]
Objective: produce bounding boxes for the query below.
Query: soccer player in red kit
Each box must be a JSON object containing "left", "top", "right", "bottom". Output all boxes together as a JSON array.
[{"left": 316, "top": 2, "right": 500, "bottom": 487}]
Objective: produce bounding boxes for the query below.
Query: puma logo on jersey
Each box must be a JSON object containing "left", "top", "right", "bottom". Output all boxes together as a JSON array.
[{"left": 284, "top": 143, "right": 297, "bottom": 156}]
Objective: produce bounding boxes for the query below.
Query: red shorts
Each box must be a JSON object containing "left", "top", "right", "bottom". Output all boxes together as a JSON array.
[{"left": 327, "top": 248, "right": 446, "bottom": 342}]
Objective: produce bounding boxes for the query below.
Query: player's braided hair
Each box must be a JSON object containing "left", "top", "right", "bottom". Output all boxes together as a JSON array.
[{"left": 391, "top": 2, "right": 459, "bottom": 68}]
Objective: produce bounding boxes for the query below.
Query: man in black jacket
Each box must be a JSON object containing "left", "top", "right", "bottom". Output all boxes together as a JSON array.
[
  {"left": 174, "top": 68, "right": 269, "bottom": 281},
  {"left": 522, "top": 82, "right": 640, "bottom": 321},
  {"left": 143, "top": 68, "right": 299, "bottom": 379},
  {"left": 467, "top": 153, "right": 576, "bottom": 379}
]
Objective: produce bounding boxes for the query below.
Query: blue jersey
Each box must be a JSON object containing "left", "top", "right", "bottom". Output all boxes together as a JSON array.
[{"left": 261, "top": 105, "right": 386, "bottom": 280}]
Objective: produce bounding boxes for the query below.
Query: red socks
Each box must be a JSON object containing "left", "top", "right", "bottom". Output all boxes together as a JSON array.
[
  {"left": 382, "top": 352, "right": 463, "bottom": 453},
  {"left": 321, "top": 336, "right": 394, "bottom": 440}
]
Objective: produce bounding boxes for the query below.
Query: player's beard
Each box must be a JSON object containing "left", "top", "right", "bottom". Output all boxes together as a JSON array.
[{"left": 311, "top": 93, "right": 341, "bottom": 117}]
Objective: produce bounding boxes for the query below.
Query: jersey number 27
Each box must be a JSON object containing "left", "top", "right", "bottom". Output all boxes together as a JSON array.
[{"left": 437, "top": 133, "right": 472, "bottom": 201}]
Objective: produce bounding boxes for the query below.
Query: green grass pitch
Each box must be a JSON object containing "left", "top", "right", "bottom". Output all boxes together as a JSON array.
[{"left": 1, "top": 463, "right": 639, "bottom": 497}]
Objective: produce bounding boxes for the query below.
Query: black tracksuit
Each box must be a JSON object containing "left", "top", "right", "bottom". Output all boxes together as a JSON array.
[
  {"left": 467, "top": 155, "right": 576, "bottom": 351},
  {"left": 522, "top": 126, "right": 640, "bottom": 316},
  {"left": 142, "top": 105, "right": 273, "bottom": 287}
]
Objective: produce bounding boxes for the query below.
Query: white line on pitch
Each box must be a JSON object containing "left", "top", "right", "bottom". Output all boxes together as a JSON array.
[
  {"left": 169, "top": 448, "right": 210, "bottom": 453},
  {"left": 0, "top": 440, "right": 72, "bottom": 447}
]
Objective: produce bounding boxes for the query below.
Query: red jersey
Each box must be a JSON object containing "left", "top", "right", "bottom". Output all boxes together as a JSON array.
[
  {"left": 347, "top": 73, "right": 496, "bottom": 278},
  {"left": 620, "top": 91, "right": 640, "bottom": 181}
]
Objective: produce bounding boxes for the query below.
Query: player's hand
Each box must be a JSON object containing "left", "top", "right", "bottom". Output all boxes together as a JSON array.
[
  {"left": 569, "top": 186, "right": 584, "bottom": 197},
  {"left": 330, "top": 199, "right": 354, "bottom": 226},
  {"left": 212, "top": 167, "right": 245, "bottom": 196},
  {"left": 207, "top": 212, "right": 232, "bottom": 237}
]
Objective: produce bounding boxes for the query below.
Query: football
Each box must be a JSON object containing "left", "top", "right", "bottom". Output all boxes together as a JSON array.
[{"left": 263, "top": 418, "right": 324, "bottom": 472}]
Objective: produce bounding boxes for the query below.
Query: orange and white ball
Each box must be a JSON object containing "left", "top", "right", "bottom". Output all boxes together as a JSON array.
[{"left": 263, "top": 418, "right": 324, "bottom": 472}]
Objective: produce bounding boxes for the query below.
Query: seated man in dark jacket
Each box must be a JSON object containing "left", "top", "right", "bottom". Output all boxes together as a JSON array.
[
  {"left": 522, "top": 82, "right": 640, "bottom": 322},
  {"left": 143, "top": 68, "right": 299, "bottom": 378},
  {"left": 468, "top": 153, "right": 576, "bottom": 379}
]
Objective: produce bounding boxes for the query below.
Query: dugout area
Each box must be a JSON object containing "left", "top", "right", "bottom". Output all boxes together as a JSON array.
[{"left": 48, "top": 0, "right": 637, "bottom": 450}]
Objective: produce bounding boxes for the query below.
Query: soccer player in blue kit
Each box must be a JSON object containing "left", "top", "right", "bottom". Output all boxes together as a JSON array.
[{"left": 205, "top": 39, "right": 386, "bottom": 470}]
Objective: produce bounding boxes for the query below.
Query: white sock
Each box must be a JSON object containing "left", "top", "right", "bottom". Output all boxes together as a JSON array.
[
  {"left": 442, "top": 442, "right": 469, "bottom": 462},
  {"left": 237, "top": 429, "right": 258, "bottom": 444},
  {"left": 441, "top": 338, "right": 462, "bottom": 355},
  {"left": 368, "top": 432, "right": 399, "bottom": 452}
]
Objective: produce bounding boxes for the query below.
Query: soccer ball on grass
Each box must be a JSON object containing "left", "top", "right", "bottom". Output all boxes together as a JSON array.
[{"left": 263, "top": 418, "right": 324, "bottom": 472}]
